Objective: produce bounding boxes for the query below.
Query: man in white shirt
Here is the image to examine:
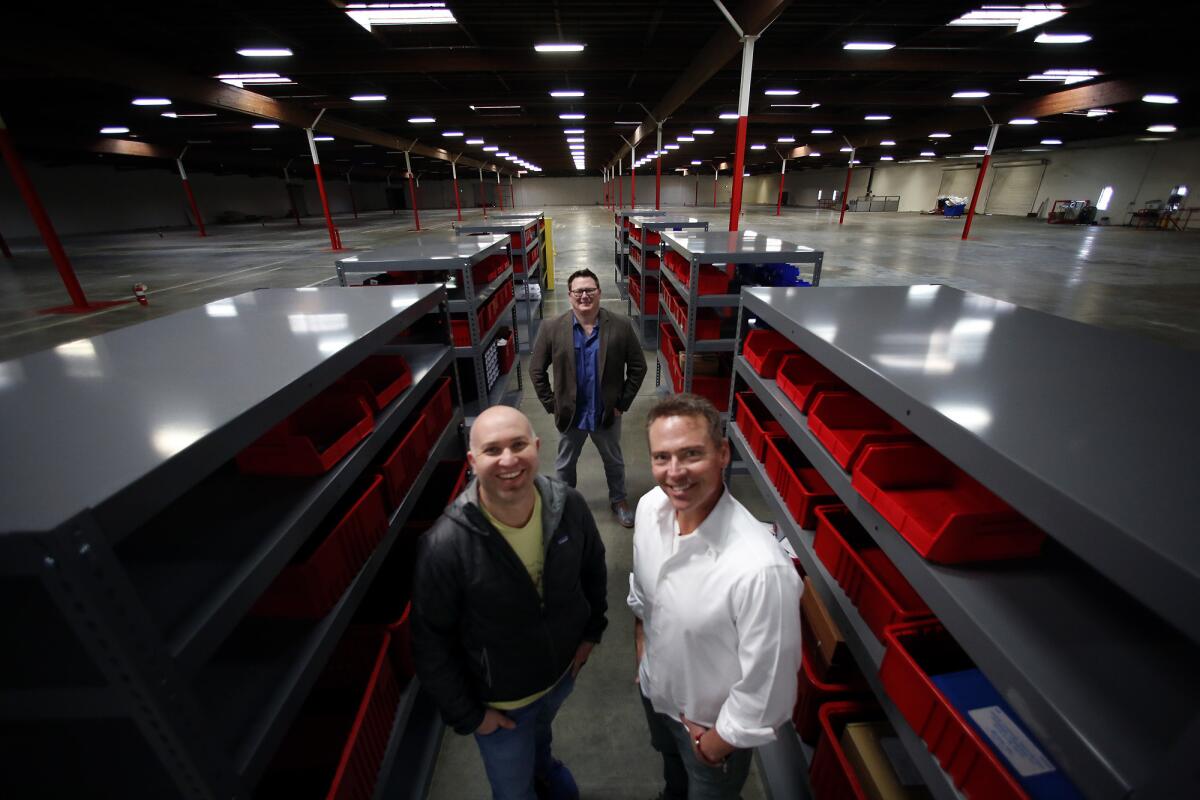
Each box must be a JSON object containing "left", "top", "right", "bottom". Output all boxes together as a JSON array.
[{"left": 628, "top": 393, "right": 802, "bottom": 800}]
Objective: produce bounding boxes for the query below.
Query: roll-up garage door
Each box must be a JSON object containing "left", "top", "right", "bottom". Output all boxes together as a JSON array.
[
  {"left": 938, "top": 167, "right": 978, "bottom": 198},
  {"left": 985, "top": 163, "right": 1047, "bottom": 216}
]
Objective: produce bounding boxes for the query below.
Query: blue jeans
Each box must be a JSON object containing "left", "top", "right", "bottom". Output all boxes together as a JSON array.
[
  {"left": 474, "top": 673, "right": 576, "bottom": 800},
  {"left": 639, "top": 692, "right": 753, "bottom": 800}
]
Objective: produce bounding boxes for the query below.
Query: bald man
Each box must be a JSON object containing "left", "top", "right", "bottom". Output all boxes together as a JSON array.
[{"left": 412, "top": 406, "right": 608, "bottom": 800}]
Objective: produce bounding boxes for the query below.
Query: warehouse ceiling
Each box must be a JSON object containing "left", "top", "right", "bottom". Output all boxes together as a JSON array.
[{"left": 0, "top": 1, "right": 1193, "bottom": 181}]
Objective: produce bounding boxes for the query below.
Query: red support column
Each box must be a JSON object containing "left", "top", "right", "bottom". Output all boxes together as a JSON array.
[
  {"left": 306, "top": 127, "right": 342, "bottom": 249},
  {"left": 451, "top": 160, "right": 462, "bottom": 222},
  {"left": 175, "top": 158, "right": 207, "bottom": 236},
  {"left": 0, "top": 117, "right": 93, "bottom": 309},
  {"left": 404, "top": 152, "right": 420, "bottom": 231},
  {"left": 963, "top": 123, "right": 1000, "bottom": 240},
  {"left": 838, "top": 148, "right": 855, "bottom": 226},
  {"left": 727, "top": 35, "right": 756, "bottom": 232},
  {"left": 775, "top": 157, "right": 787, "bottom": 216}
]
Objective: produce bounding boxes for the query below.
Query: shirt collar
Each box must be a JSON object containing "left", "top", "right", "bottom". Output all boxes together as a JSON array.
[
  {"left": 572, "top": 311, "right": 600, "bottom": 331},
  {"left": 657, "top": 485, "right": 733, "bottom": 554}
]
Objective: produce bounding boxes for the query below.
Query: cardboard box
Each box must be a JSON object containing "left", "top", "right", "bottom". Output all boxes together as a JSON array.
[
  {"left": 679, "top": 352, "right": 725, "bottom": 376},
  {"left": 840, "top": 721, "right": 933, "bottom": 800},
  {"left": 801, "top": 577, "right": 852, "bottom": 675}
]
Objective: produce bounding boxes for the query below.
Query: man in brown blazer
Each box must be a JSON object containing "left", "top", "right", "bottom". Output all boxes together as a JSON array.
[{"left": 530, "top": 269, "right": 647, "bottom": 527}]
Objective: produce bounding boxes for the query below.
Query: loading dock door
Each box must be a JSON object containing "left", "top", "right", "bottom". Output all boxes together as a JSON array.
[
  {"left": 938, "top": 167, "right": 979, "bottom": 199},
  {"left": 985, "top": 163, "right": 1047, "bottom": 216}
]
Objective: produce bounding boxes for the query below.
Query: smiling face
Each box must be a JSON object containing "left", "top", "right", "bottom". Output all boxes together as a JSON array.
[
  {"left": 568, "top": 273, "right": 600, "bottom": 317},
  {"left": 647, "top": 413, "right": 729, "bottom": 528},
  {"left": 468, "top": 406, "right": 540, "bottom": 506}
]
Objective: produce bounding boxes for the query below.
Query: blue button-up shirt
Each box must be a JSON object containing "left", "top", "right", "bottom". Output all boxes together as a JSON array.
[{"left": 573, "top": 314, "right": 603, "bottom": 431}]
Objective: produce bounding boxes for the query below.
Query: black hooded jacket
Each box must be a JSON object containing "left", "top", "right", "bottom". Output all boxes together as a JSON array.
[{"left": 411, "top": 474, "right": 608, "bottom": 734}]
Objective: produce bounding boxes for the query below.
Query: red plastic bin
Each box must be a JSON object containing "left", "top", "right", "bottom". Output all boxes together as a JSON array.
[
  {"left": 237, "top": 393, "right": 374, "bottom": 477},
  {"left": 672, "top": 368, "right": 731, "bottom": 412},
  {"left": 764, "top": 435, "right": 837, "bottom": 530},
  {"left": 812, "top": 505, "right": 933, "bottom": 641},
  {"left": 880, "top": 621, "right": 1028, "bottom": 799},
  {"left": 379, "top": 416, "right": 428, "bottom": 510},
  {"left": 776, "top": 352, "right": 846, "bottom": 415},
  {"left": 337, "top": 355, "right": 413, "bottom": 413},
  {"left": 663, "top": 248, "right": 688, "bottom": 278},
  {"left": 496, "top": 327, "right": 517, "bottom": 375},
  {"left": 681, "top": 264, "right": 731, "bottom": 294},
  {"left": 794, "top": 614, "right": 869, "bottom": 743},
  {"left": 734, "top": 392, "right": 784, "bottom": 462},
  {"left": 253, "top": 475, "right": 389, "bottom": 619},
  {"left": 387, "top": 602, "right": 416, "bottom": 680},
  {"left": 743, "top": 330, "right": 799, "bottom": 378},
  {"left": 851, "top": 442, "right": 1045, "bottom": 564},
  {"left": 421, "top": 376, "right": 455, "bottom": 447},
  {"left": 807, "top": 391, "right": 913, "bottom": 470},
  {"left": 808, "top": 702, "right": 887, "bottom": 800}
]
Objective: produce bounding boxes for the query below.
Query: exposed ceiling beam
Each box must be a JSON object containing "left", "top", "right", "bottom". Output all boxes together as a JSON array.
[{"left": 0, "top": 36, "right": 511, "bottom": 174}]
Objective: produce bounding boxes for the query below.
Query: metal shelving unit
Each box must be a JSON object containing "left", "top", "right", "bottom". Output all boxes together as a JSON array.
[
  {"left": 0, "top": 286, "right": 463, "bottom": 800},
  {"left": 337, "top": 234, "right": 521, "bottom": 414},
  {"left": 492, "top": 209, "right": 545, "bottom": 253},
  {"left": 657, "top": 231, "right": 822, "bottom": 396},
  {"left": 626, "top": 216, "right": 709, "bottom": 348},
  {"left": 613, "top": 207, "right": 666, "bottom": 285},
  {"left": 731, "top": 285, "right": 1200, "bottom": 800},
  {"left": 454, "top": 218, "right": 543, "bottom": 351}
]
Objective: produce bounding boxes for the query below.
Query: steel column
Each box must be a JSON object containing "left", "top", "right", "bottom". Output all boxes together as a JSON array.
[
  {"left": 175, "top": 152, "right": 207, "bottom": 237},
  {"left": 0, "top": 115, "right": 91, "bottom": 308},
  {"left": 713, "top": 166, "right": 719, "bottom": 207},
  {"left": 656, "top": 124, "right": 663, "bottom": 210},
  {"left": 305, "top": 126, "right": 342, "bottom": 249},
  {"left": 838, "top": 147, "right": 855, "bottom": 225},
  {"left": 495, "top": 171, "right": 503, "bottom": 211},
  {"left": 727, "top": 35, "right": 756, "bottom": 232},
  {"left": 963, "top": 123, "right": 1000, "bottom": 240},
  {"left": 451, "top": 159, "right": 462, "bottom": 222},
  {"left": 776, "top": 156, "right": 787, "bottom": 216},
  {"left": 404, "top": 151, "right": 420, "bottom": 230},
  {"left": 479, "top": 167, "right": 487, "bottom": 218}
]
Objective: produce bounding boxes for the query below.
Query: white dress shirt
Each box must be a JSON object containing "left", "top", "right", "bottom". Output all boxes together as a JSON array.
[{"left": 628, "top": 485, "right": 802, "bottom": 749}]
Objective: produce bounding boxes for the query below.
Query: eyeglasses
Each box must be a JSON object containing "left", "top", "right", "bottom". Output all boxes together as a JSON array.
[{"left": 569, "top": 288, "right": 599, "bottom": 297}]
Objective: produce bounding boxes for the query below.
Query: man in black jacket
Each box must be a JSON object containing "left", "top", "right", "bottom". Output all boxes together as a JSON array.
[{"left": 412, "top": 405, "right": 608, "bottom": 800}]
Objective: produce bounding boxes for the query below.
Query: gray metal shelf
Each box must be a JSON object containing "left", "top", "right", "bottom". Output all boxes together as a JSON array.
[
  {"left": 454, "top": 220, "right": 540, "bottom": 360},
  {"left": 119, "top": 344, "right": 453, "bottom": 672},
  {"left": 729, "top": 420, "right": 963, "bottom": 800},
  {"left": 200, "top": 412, "right": 463, "bottom": 784},
  {"left": 371, "top": 676, "right": 425, "bottom": 800},
  {"left": 661, "top": 301, "right": 735, "bottom": 353},
  {"left": 376, "top": 683, "right": 445, "bottom": 800},
  {"left": 448, "top": 266, "right": 513, "bottom": 313},
  {"left": 658, "top": 262, "right": 740, "bottom": 308},
  {"left": 335, "top": 234, "right": 508, "bottom": 275},
  {"left": 455, "top": 296, "right": 515, "bottom": 358},
  {"left": 733, "top": 305, "right": 1200, "bottom": 800}
]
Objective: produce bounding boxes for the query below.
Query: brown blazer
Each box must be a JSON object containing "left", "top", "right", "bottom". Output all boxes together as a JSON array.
[{"left": 529, "top": 307, "right": 647, "bottom": 432}]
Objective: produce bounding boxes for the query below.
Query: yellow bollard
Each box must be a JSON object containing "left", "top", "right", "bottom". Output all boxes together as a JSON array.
[{"left": 544, "top": 217, "right": 555, "bottom": 290}]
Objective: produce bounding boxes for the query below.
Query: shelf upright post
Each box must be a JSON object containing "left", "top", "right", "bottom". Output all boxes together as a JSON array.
[
  {"left": 403, "top": 150, "right": 420, "bottom": 231},
  {"left": 175, "top": 146, "right": 207, "bottom": 237},
  {"left": 451, "top": 156, "right": 462, "bottom": 222},
  {"left": 727, "top": 34, "right": 756, "bottom": 232},
  {"left": 838, "top": 144, "right": 855, "bottom": 225},
  {"left": 776, "top": 153, "right": 788, "bottom": 216},
  {"left": 305, "top": 115, "right": 342, "bottom": 250},
  {"left": 963, "top": 121, "right": 1000, "bottom": 240}
]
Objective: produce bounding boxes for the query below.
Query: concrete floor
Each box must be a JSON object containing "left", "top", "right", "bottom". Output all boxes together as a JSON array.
[{"left": 2, "top": 205, "right": 1197, "bottom": 798}]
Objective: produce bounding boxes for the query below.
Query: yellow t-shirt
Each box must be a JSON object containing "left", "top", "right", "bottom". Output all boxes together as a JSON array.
[{"left": 482, "top": 490, "right": 557, "bottom": 710}]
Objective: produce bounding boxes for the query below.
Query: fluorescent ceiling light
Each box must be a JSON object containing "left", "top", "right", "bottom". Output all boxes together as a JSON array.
[
  {"left": 535, "top": 43, "right": 585, "bottom": 52},
  {"left": 470, "top": 105, "right": 521, "bottom": 111},
  {"left": 1147, "top": 124, "right": 1177, "bottom": 133},
  {"left": 678, "top": 135, "right": 695, "bottom": 142},
  {"left": 851, "top": 160, "right": 861, "bottom": 165},
  {"left": 496, "top": 151, "right": 510, "bottom": 157},
  {"left": 664, "top": 144, "right": 680, "bottom": 150},
  {"left": 1040, "top": 138, "right": 1063, "bottom": 145},
  {"left": 346, "top": 3, "right": 457, "bottom": 30},
  {"left": 764, "top": 89, "right": 799, "bottom": 96},
  {"left": 351, "top": 94, "right": 387, "bottom": 102},
  {"left": 808, "top": 152, "right": 821, "bottom": 157},
  {"left": 770, "top": 103, "right": 821, "bottom": 108},
  {"left": 465, "top": 138, "right": 484, "bottom": 144},
  {"left": 952, "top": 90, "right": 990, "bottom": 98},
  {"left": 920, "top": 151, "right": 936, "bottom": 157},
  {"left": 483, "top": 145, "right": 499, "bottom": 151},
  {"left": 237, "top": 47, "right": 293, "bottom": 57},
  {"left": 442, "top": 130, "right": 463, "bottom": 136},
  {"left": 1086, "top": 108, "right": 1113, "bottom": 117},
  {"left": 844, "top": 41, "right": 895, "bottom": 50},
  {"left": 719, "top": 112, "right": 739, "bottom": 120},
  {"left": 750, "top": 143, "right": 766, "bottom": 150},
  {"left": 691, "top": 160, "right": 702, "bottom": 165},
  {"left": 161, "top": 112, "right": 216, "bottom": 118},
  {"left": 253, "top": 123, "right": 280, "bottom": 130},
  {"left": 974, "top": 145, "right": 988, "bottom": 151},
  {"left": 563, "top": 128, "right": 584, "bottom": 134},
  {"left": 812, "top": 128, "right": 833, "bottom": 134},
  {"left": 550, "top": 90, "right": 585, "bottom": 97},
  {"left": 777, "top": 136, "right": 795, "bottom": 143},
  {"left": 865, "top": 114, "right": 891, "bottom": 121},
  {"left": 314, "top": 135, "right": 334, "bottom": 141},
  {"left": 929, "top": 132, "right": 952, "bottom": 138},
  {"left": 1142, "top": 93, "right": 1179, "bottom": 104},
  {"left": 948, "top": 5, "right": 1065, "bottom": 32},
  {"left": 839, "top": 146, "right": 853, "bottom": 152},
  {"left": 566, "top": 137, "right": 585, "bottom": 143},
  {"left": 693, "top": 128, "right": 714, "bottom": 135},
  {"left": 559, "top": 113, "right": 586, "bottom": 120},
  {"left": 1022, "top": 68, "right": 1099, "bottom": 85},
  {"left": 1009, "top": 118, "right": 1038, "bottom": 125},
  {"left": 1034, "top": 32, "right": 1091, "bottom": 44},
  {"left": 217, "top": 72, "right": 295, "bottom": 87},
  {"left": 880, "top": 140, "right": 895, "bottom": 146},
  {"left": 880, "top": 155, "right": 894, "bottom": 161},
  {"left": 132, "top": 97, "right": 171, "bottom": 106},
  {"left": 99, "top": 126, "right": 129, "bottom": 134},
  {"left": 408, "top": 116, "right": 435, "bottom": 123}
]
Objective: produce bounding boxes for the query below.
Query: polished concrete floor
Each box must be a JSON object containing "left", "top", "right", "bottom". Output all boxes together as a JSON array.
[{"left": 2, "top": 205, "right": 1197, "bottom": 798}]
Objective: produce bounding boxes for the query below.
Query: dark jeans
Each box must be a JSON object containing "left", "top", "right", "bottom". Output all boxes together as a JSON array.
[
  {"left": 639, "top": 692, "right": 753, "bottom": 800},
  {"left": 474, "top": 673, "right": 576, "bottom": 800}
]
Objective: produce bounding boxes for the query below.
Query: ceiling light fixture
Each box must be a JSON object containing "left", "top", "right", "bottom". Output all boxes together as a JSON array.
[
  {"left": 880, "top": 140, "right": 895, "bottom": 146},
  {"left": 719, "top": 112, "right": 739, "bottom": 120},
  {"left": 691, "top": 160, "right": 702, "bottom": 165},
  {"left": 161, "top": 112, "right": 216, "bottom": 118},
  {"left": 314, "top": 135, "right": 334, "bottom": 141},
  {"left": 566, "top": 137, "right": 585, "bottom": 143},
  {"left": 1022, "top": 68, "right": 1100, "bottom": 85},
  {"left": 252, "top": 123, "right": 280, "bottom": 129},
  {"left": 559, "top": 113, "right": 586, "bottom": 120},
  {"left": 563, "top": 128, "right": 584, "bottom": 134},
  {"left": 346, "top": 3, "right": 457, "bottom": 30},
  {"left": 535, "top": 42, "right": 585, "bottom": 52},
  {"left": 693, "top": 128, "right": 714, "bottom": 135},
  {"left": 237, "top": 47, "right": 293, "bottom": 57},
  {"left": 929, "top": 132, "right": 952, "bottom": 138},
  {"left": 99, "top": 126, "right": 129, "bottom": 134},
  {"left": 1147, "top": 124, "right": 1177, "bottom": 133},
  {"left": 865, "top": 114, "right": 891, "bottom": 121},
  {"left": 1034, "top": 32, "right": 1091, "bottom": 44},
  {"left": 465, "top": 138, "right": 484, "bottom": 144},
  {"left": 770, "top": 103, "right": 821, "bottom": 109},
  {"left": 952, "top": 90, "right": 990, "bottom": 98},
  {"left": 351, "top": 94, "right": 387, "bottom": 102},
  {"left": 1142, "top": 93, "right": 1179, "bottom": 104},
  {"left": 808, "top": 152, "right": 821, "bottom": 157},
  {"left": 482, "top": 145, "right": 499, "bottom": 152},
  {"left": 1009, "top": 118, "right": 1038, "bottom": 125},
  {"left": 973, "top": 145, "right": 989, "bottom": 151},
  {"left": 678, "top": 135, "right": 695, "bottom": 142},
  {"left": 664, "top": 144, "right": 680, "bottom": 150},
  {"left": 948, "top": 5, "right": 1065, "bottom": 32},
  {"left": 839, "top": 147, "right": 853, "bottom": 152},
  {"left": 750, "top": 143, "right": 766, "bottom": 150},
  {"left": 408, "top": 116, "right": 436, "bottom": 123},
  {"left": 132, "top": 97, "right": 171, "bottom": 106},
  {"left": 764, "top": 89, "right": 799, "bottom": 96},
  {"left": 880, "top": 155, "right": 894, "bottom": 161},
  {"left": 470, "top": 105, "right": 521, "bottom": 111},
  {"left": 844, "top": 41, "right": 895, "bottom": 50},
  {"left": 217, "top": 72, "right": 295, "bottom": 87},
  {"left": 777, "top": 136, "right": 795, "bottom": 143},
  {"left": 920, "top": 151, "right": 936, "bottom": 157},
  {"left": 550, "top": 90, "right": 585, "bottom": 97},
  {"left": 1041, "top": 138, "right": 1063, "bottom": 144},
  {"left": 812, "top": 128, "right": 833, "bottom": 134}
]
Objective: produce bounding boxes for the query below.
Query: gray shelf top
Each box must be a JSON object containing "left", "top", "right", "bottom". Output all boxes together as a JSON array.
[
  {"left": 492, "top": 210, "right": 544, "bottom": 220},
  {"left": 662, "top": 231, "right": 821, "bottom": 262},
  {"left": 455, "top": 218, "right": 538, "bottom": 235},
  {"left": 0, "top": 285, "right": 444, "bottom": 535},
  {"left": 634, "top": 217, "right": 708, "bottom": 230},
  {"left": 740, "top": 284, "right": 1200, "bottom": 645},
  {"left": 336, "top": 234, "right": 507, "bottom": 269}
]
